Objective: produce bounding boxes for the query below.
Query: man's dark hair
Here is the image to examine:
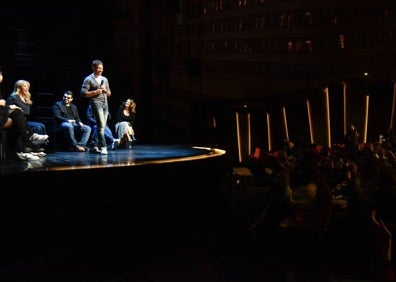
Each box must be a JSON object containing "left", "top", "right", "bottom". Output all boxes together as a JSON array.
[
  {"left": 92, "top": 59, "right": 103, "bottom": 66},
  {"left": 65, "top": 90, "right": 74, "bottom": 97}
]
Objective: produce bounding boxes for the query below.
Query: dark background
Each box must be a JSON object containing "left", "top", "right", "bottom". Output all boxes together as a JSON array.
[{"left": 1, "top": 0, "right": 396, "bottom": 164}]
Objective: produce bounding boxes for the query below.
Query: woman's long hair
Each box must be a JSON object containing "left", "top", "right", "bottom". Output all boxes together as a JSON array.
[
  {"left": 12, "top": 80, "right": 33, "bottom": 105},
  {"left": 123, "top": 98, "right": 136, "bottom": 113}
]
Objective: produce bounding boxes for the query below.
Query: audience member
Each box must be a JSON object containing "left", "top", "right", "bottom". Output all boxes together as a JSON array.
[
  {"left": 86, "top": 104, "right": 119, "bottom": 150},
  {"left": 52, "top": 90, "right": 91, "bottom": 152},
  {"left": 115, "top": 98, "right": 137, "bottom": 149},
  {"left": 278, "top": 139, "right": 296, "bottom": 173},
  {"left": 249, "top": 142, "right": 332, "bottom": 281},
  {"left": 385, "top": 127, "right": 396, "bottom": 149},
  {"left": 6, "top": 79, "right": 49, "bottom": 153},
  {"left": 344, "top": 123, "right": 362, "bottom": 162},
  {"left": 249, "top": 142, "right": 328, "bottom": 233},
  {"left": 351, "top": 148, "right": 396, "bottom": 224},
  {"left": 80, "top": 59, "right": 111, "bottom": 155},
  {"left": 0, "top": 70, "right": 39, "bottom": 160}
]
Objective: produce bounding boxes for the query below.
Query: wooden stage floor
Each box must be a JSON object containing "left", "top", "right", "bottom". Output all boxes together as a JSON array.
[{"left": 0, "top": 144, "right": 227, "bottom": 177}]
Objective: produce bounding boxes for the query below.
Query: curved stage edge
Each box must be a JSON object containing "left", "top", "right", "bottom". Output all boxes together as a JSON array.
[
  {"left": 1, "top": 144, "right": 228, "bottom": 176},
  {"left": 0, "top": 144, "right": 231, "bottom": 270}
]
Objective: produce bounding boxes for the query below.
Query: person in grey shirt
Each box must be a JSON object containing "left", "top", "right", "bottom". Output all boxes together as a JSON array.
[{"left": 80, "top": 59, "right": 111, "bottom": 155}]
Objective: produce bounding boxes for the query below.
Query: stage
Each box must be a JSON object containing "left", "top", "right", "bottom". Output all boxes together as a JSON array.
[
  {"left": 0, "top": 144, "right": 228, "bottom": 177},
  {"left": 0, "top": 144, "right": 232, "bottom": 281}
]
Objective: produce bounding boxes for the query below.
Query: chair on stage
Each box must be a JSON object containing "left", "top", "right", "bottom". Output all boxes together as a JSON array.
[{"left": 35, "top": 92, "right": 57, "bottom": 152}]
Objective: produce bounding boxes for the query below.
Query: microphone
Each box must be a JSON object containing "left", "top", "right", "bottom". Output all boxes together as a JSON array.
[{"left": 100, "top": 80, "right": 107, "bottom": 93}]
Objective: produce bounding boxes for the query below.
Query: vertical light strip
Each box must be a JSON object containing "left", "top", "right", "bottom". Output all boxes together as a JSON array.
[
  {"left": 325, "top": 87, "right": 331, "bottom": 148},
  {"left": 235, "top": 111, "right": 242, "bottom": 163},
  {"left": 306, "top": 99, "right": 314, "bottom": 144},
  {"left": 266, "top": 112, "right": 272, "bottom": 152},
  {"left": 364, "top": 95, "right": 369, "bottom": 144},
  {"left": 247, "top": 112, "right": 251, "bottom": 157},
  {"left": 391, "top": 81, "right": 396, "bottom": 129},
  {"left": 343, "top": 82, "right": 347, "bottom": 136},
  {"left": 282, "top": 106, "right": 289, "bottom": 141}
]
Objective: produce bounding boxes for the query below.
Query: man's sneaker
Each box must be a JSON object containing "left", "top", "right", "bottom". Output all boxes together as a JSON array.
[
  {"left": 17, "top": 152, "right": 40, "bottom": 161},
  {"left": 100, "top": 147, "right": 108, "bottom": 155},
  {"left": 30, "top": 133, "right": 49, "bottom": 146},
  {"left": 90, "top": 146, "right": 100, "bottom": 153},
  {"left": 111, "top": 139, "right": 120, "bottom": 150}
]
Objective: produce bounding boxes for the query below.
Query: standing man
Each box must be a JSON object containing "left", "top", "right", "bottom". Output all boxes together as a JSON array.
[
  {"left": 80, "top": 59, "right": 111, "bottom": 155},
  {"left": 53, "top": 90, "right": 91, "bottom": 152},
  {"left": 86, "top": 104, "right": 120, "bottom": 150}
]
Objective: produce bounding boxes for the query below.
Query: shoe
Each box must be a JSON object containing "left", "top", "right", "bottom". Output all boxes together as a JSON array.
[
  {"left": 111, "top": 139, "right": 120, "bottom": 150},
  {"left": 126, "top": 141, "right": 133, "bottom": 150},
  {"left": 31, "top": 152, "right": 47, "bottom": 157},
  {"left": 30, "top": 133, "right": 49, "bottom": 146},
  {"left": 90, "top": 146, "right": 100, "bottom": 153},
  {"left": 16, "top": 152, "right": 40, "bottom": 161},
  {"left": 100, "top": 147, "right": 108, "bottom": 155},
  {"left": 22, "top": 147, "right": 33, "bottom": 153},
  {"left": 75, "top": 145, "right": 86, "bottom": 152}
]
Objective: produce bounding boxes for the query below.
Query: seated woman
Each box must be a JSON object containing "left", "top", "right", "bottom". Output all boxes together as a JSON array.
[
  {"left": 115, "top": 98, "right": 137, "bottom": 149},
  {"left": 6, "top": 79, "right": 49, "bottom": 152},
  {"left": 0, "top": 71, "right": 40, "bottom": 160}
]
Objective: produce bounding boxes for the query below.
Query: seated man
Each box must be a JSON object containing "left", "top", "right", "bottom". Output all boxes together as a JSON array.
[
  {"left": 86, "top": 104, "right": 120, "bottom": 151},
  {"left": 52, "top": 90, "right": 91, "bottom": 152}
]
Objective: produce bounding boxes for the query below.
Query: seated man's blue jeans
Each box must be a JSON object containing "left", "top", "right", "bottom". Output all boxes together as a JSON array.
[
  {"left": 60, "top": 122, "right": 91, "bottom": 148},
  {"left": 28, "top": 121, "right": 47, "bottom": 135}
]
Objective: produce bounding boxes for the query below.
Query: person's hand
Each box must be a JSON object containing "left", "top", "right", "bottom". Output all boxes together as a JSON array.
[
  {"left": 94, "top": 89, "right": 103, "bottom": 96},
  {"left": 99, "top": 84, "right": 107, "bottom": 94},
  {"left": 9, "top": 104, "right": 22, "bottom": 111}
]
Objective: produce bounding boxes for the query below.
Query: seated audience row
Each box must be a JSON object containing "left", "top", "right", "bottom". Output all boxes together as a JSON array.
[{"left": 247, "top": 127, "right": 396, "bottom": 281}]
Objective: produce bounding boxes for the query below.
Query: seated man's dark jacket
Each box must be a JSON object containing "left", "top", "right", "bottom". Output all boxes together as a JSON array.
[{"left": 52, "top": 101, "right": 83, "bottom": 125}]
